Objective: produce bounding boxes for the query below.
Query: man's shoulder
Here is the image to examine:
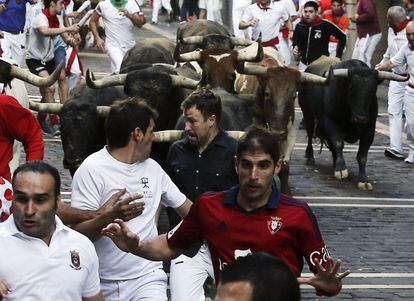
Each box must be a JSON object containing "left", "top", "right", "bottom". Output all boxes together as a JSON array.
[
  {"left": 279, "top": 194, "right": 314, "bottom": 217},
  {"left": 197, "top": 190, "right": 227, "bottom": 206}
]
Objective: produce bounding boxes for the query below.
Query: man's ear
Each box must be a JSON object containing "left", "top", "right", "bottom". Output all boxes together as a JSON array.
[
  {"left": 234, "top": 156, "right": 239, "bottom": 175},
  {"left": 274, "top": 159, "right": 282, "bottom": 175},
  {"left": 132, "top": 127, "right": 143, "bottom": 141},
  {"left": 207, "top": 115, "right": 216, "bottom": 127}
]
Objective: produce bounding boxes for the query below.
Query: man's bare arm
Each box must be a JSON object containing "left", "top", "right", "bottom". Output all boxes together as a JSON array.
[
  {"left": 82, "top": 292, "right": 105, "bottom": 301},
  {"left": 174, "top": 199, "right": 192, "bottom": 218},
  {"left": 89, "top": 11, "right": 105, "bottom": 52},
  {"left": 57, "top": 201, "right": 98, "bottom": 225},
  {"left": 119, "top": 9, "right": 146, "bottom": 27}
]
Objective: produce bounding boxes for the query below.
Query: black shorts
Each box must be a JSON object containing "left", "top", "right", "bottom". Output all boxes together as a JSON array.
[{"left": 26, "top": 58, "right": 55, "bottom": 76}]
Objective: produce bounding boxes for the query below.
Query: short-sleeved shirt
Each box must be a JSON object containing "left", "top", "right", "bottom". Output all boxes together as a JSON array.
[
  {"left": 0, "top": 216, "right": 101, "bottom": 300},
  {"left": 71, "top": 147, "right": 187, "bottom": 280},
  {"left": 95, "top": 0, "right": 142, "bottom": 49},
  {"left": 167, "top": 184, "right": 329, "bottom": 282},
  {"left": 0, "top": 0, "right": 32, "bottom": 33},
  {"left": 381, "top": 27, "right": 408, "bottom": 76},
  {"left": 27, "top": 12, "right": 58, "bottom": 61},
  {"left": 0, "top": 176, "right": 12, "bottom": 222},
  {"left": 241, "top": 1, "right": 290, "bottom": 41},
  {"left": 391, "top": 44, "right": 414, "bottom": 87}
]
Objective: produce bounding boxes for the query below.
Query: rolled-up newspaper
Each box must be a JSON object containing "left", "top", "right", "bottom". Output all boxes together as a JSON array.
[
  {"left": 78, "top": 9, "right": 93, "bottom": 27},
  {"left": 77, "top": 0, "right": 91, "bottom": 13}
]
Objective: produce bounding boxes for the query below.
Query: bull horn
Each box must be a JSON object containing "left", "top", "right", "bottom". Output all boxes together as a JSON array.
[
  {"left": 237, "top": 63, "right": 268, "bottom": 76},
  {"left": 333, "top": 69, "right": 349, "bottom": 78},
  {"left": 227, "top": 131, "right": 245, "bottom": 140},
  {"left": 96, "top": 106, "right": 111, "bottom": 117},
  {"left": 29, "top": 101, "right": 63, "bottom": 114},
  {"left": 170, "top": 74, "right": 200, "bottom": 89},
  {"left": 231, "top": 37, "right": 254, "bottom": 46},
  {"left": 176, "top": 49, "right": 203, "bottom": 62},
  {"left": 10, "top": 61, "right": 63, "bottom": 87},
  {"left": 300, "top": 72, "right": 328, "bottom": 85},
  {"left": 86, "top": 69, "right": 127, "bottom": 89},
  {"left": 181, "top": 36, "right": 204, "bottom": 45},
  {"left": 236, "top": 42, "right": 263, "bottom": 62},
  {"left": 377, "top": 71, "right": 409, "bottom": 82},
  {"left": 154, "top": 130, "right": 183, "bottom": 142}
]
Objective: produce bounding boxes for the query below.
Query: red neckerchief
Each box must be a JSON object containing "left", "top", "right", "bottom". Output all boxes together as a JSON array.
[
  {"left": 63, "top": 0, "right": 71, "bottom": 9},
  {"left": 257, "top": 1, "right": 271, "bottom": 11},
  {"left": 394, "top": 19, "right": 410, "bottom": 35},
  {"left": 301, "top": 16, "right": 323, "bottom": 27},
  {"left": 42, "top": 8, "right": 60, "bottom": 28}
]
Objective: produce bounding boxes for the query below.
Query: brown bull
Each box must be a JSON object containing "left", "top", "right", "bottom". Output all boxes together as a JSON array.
[{"left": 235, "top": 49, "right": 327, "bottom": 194}]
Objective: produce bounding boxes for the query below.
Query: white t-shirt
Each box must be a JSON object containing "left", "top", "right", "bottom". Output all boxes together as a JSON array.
[
  {"left": 27, "top": 12, "right": 58, "bottom": 61},
  {"left": 381, "top": 27, "right": 408, "bottom": 75},
  {"left": 241, "top": 1, "right": 290, "bottom": 41},
  {"left": 0, "top": 216, "right": 101, "bottom": 300},
  {"left": 233, "top": 0, "right": 252, "bottom": 9},
  {"left": 391, "top": 44, "right": 414, "bottom": 87},
  {"left": 95, "top": 0, "right": 142, "bottom": 49},
  {"left": 71, "top": 147, "right": 187, "bottom": 280}
]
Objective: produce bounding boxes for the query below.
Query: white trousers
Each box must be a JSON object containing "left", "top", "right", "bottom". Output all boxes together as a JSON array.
[
  {"left": 170, "top": 243, "right": 214, "bottom": 301},
  {"left": 199, "top": 0, "right": 222, "bottom": 24},
  {"left": 388, "top": 80, "right": 406, "bottom": 154},
  {"left": 106, "top": 43, "right": 131, "bottom": 73},
  {"left": 100, "top": 269, "right": 168, "bottom": 301},
  {"left": 0, "top": 32, "right": 26, "bottom": 67},
  {"left": 352, "top": 33, "right": 382, "bottom": 68},
  {"left": 151, "top": 0, "right": 172, "bottom": 23},
  {"left": 278, "top": 37, "right": 292, "bottom": 66},
  {"left": 232, "top": 5, "right": 251, "bottom": 39},
  {"left": 404, "top": 87, "right": 414, "bottom": 157}
]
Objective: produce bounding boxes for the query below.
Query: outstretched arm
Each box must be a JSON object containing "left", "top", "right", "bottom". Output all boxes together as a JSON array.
[
  {"left": 102, "top": 219, "right": 182, "bottom": 261},
  {"left": 298, "top": 256, "right": 351, "bottom": 296},
  {"left": 0, "top": 278, "right": 11, "bottom": 300}
]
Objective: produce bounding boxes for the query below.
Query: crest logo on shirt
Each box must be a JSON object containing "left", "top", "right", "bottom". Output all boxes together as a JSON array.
[
  {"left": 267, "top": 216, "right": 282, "bottom": 235},
  {"left": 314, "top": 30, "right": 322, "bottom": 39},
  {"left": 140, "top": 177, "right": 149, "bottom": 188},
  {"left": 70, "top": 250, "right": 82, "bottom": 270}
]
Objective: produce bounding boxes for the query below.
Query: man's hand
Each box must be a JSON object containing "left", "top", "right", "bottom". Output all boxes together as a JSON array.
[
  {"left": 0, "top": 3, "right": 6, "bottom": 12},
  {"left": 102, "top": 218, "right": 140, "bottom": 253},
  {"left": 67, "top": 24, "right": 80, "bottom": 33},
  {"left": 292, "top": 46, "right": 301, "bottom": 60},
  {"left": 298, "top": 256, "right": 351, "bottom": 296},
  {"left": 0, "top": 278, "right": 11, "bottom": 300},
  {"left": 95, "top": 37, "right": 105, "bottom": 52},
  {"left": 350, "top": 14, "right": 358, "bottom": 23},
  {"left": 118, "top": 8, "right": 129, "bottom": 18},
  {"left": 97, "top": 189, "right": 145, "bottom": 222},
  {"left": 249, "top": 18, "right": 259, "bottom": 27},
  {"left": 0, "top": 31, "right": 3, "bottom": 39}
]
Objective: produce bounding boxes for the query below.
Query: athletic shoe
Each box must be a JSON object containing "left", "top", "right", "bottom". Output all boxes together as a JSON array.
[
  {"left": 404, "top": 155, "right": 414, "bottom": 164},
  {"left": 51, "top": 124, "right": 61, "bottom": 137},
  {"left": 38, "top": 118, "right": 53, "bottom": 135},
  {"left": 384, "top": 148, "right": 405, "bottom": 160}
]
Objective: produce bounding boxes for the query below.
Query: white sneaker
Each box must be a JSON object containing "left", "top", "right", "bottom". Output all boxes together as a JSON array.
[{"left": 404, "top": 155, "right": 414, "bottom": 164}]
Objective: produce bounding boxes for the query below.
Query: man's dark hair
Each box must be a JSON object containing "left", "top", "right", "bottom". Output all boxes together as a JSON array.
[
  {"left": 331, "top": 0, "right": 342, "bottom": 4},
  {"left": 410, "top": 0, "right": 414, "bottom": 5},
  {"left": 237, "top": 126, "right": 280, "bottom": 163},
  {"left": 220, "top": 252, "right": 301, "bottom": 301},
  {"left": 12, "top": 161, "right": 61, "bottom": 201},
  {"left": 105, "top": 98, "right": 158, "bottom": 150},
  {"left": 181, "top": 88, "right": 222, "bottom": 123},
  {"left": 43, "top": 0, "right": 58, "bottom": 9},
  {"left": 304, "top": 0, "right": 319, "bottom": 10}
]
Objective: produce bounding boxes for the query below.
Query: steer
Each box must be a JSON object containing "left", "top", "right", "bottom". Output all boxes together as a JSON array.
[
  {"left": 235, "top": 48, "right": 327, "bottom": 193},
  {"left": 299, "top": 57, "right": 407, "bottom": 190}
]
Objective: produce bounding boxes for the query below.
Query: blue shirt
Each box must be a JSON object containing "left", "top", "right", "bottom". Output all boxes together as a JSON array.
[{"left": 0, "top": 0, "right": 33, "bottom": 33}]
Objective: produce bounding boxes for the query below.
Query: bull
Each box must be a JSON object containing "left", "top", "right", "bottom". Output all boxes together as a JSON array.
[
  {"left": 235, "top": 48, "right": 327, "bottom": 194},
  {"left": 299, "top": 57, "right": 407, "bottom": 190}
]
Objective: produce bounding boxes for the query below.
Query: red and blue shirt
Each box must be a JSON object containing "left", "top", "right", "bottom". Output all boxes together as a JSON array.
[{"left": 168, "top": 184, "right": 329, "bottom": 281}]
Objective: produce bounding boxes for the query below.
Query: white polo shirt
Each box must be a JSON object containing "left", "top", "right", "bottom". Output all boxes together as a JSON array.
[
  {"left": 71, "top": 147, "right": 187, "bottom": 280},
  {"left": 0, "top": 216, "right": 101, "bottom": 300},
  {"left": 241, "top": 1, "right": 290, "bottom": 42},
  {"left": 95, "top": 0, "right": 143, "bottom": 49},
  {"left": 391, "top": 44, "right": 414, "bottom": 87},
  {"left": 382, "top": 27, "right": 408, "bottom": 76}
]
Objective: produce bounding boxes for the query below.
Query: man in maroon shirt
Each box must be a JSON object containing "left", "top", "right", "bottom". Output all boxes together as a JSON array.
[
  {"left": 102, "top": 126, "right": 351, "bottom": 297},
  {"left": 0, "top": 94, "right": 44, "bottom": 181},
  {"left": 350, "top": 0, "right": 382, "bottom": 67}
]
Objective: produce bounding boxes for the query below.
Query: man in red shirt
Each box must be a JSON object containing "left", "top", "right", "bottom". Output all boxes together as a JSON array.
[
  {"left": 322, "top": 0, "right": 349, "bottom": 56},
  {"left": 0, "top": 94, "right": 44, "bottom": 181},
  {"left": 102, "top": 126, "right": 351, "bottom": 297}
]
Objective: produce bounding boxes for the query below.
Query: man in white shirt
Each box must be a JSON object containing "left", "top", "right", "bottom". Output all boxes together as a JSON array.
[
  {"left": 71, "top": 98, "right": 193, "bottom": 301},
  {"left": 379, "top": 6, "right": 409, "bottom": 160},
  {"left": 239, "top": 0, "right": 292, "bottom": 50},
  {"left": 376, "top": 21, "right": 414, "bottom": 164},
  {"left": 0, "top": 161, "right": 104, "bottom": 301},
  {"left": 89, "top": 0, "right": 145, "bottom": 73},
  {"left": 232, "top": 0, "right": 252, "bottom": 39}
]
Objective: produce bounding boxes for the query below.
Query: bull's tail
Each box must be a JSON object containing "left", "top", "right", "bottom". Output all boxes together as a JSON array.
[{"left": 312, "top": 121, "right": 327, "bottom": 154}]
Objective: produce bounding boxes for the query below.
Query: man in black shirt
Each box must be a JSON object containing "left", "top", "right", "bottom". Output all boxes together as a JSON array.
[
  {"left": 166, "top": 88, "right": 238, "bottom": 301},
  {"left": 292, "top": 0, "right": 346, "bottom": 70}
]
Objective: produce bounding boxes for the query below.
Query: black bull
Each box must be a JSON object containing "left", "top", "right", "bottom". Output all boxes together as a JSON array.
[{"left": 299, "top": 58, "right": 407, "bottom": 190}]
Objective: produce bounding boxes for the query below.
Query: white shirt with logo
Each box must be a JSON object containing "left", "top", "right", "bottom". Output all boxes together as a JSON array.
[
  {"left": 241, "top": 1, "right": 290, "bottom": 41},
  {"left": 0, "top": 216, "right": 100, "bottom": 300},
  {"left": 95, "top": 0, "right": 142, "bottom": 49},
  {"left": 71, "top": 147, "right": 187, "bottom": 280}
]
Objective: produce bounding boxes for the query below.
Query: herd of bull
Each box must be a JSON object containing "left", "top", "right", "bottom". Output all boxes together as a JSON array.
[{"left": 1, "top": 20, "right": 408, "bottom": 193}]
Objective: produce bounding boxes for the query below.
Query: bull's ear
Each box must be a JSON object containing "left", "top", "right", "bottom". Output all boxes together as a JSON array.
[{"left": 173, "top": 43, "right": 181, "bottom": 62}]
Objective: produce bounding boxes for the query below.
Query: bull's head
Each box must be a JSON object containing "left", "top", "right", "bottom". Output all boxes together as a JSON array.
[
  {"left": 0, "top": 58, "right": 63, "bottom": 87},
  {"left": 332, "top": 65, "right": 407, "bottom": 124},
  {"left": 174, "top": 42, "right": 263, "bottom": 93},
  {"left": 238, "top": 62, "right": 327, "bottom": 137}
]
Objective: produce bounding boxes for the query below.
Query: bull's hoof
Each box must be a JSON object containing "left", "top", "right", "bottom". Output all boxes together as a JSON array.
[
  {"left": 334, "top": 169, "right": 348, "bottom": 179},
  {"left": 357, "top": 182, "right": 373, "bottom": 191},
  {"left": 306, "top": 158, "right": 315, "bottom": 165}
]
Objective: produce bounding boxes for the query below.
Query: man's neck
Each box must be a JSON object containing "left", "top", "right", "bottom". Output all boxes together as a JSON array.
[
  {"left": 259, "top": 0, "right": 271, "bottom": 7},
  {"left": 236, "top": 189, "right": 272, "bottom": 212},
  {"left": 108, "top": 145, "right": 141, "bottom": 164},
  {"left": 197, "top": 127, "right": 219, "bottom": 153}
]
